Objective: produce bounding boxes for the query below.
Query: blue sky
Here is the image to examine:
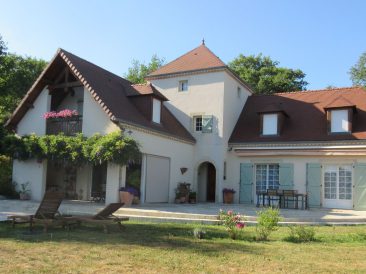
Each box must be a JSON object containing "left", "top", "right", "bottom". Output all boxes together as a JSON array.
[{"left": 0, "top": 0, "right": 365, "bottom": 90}]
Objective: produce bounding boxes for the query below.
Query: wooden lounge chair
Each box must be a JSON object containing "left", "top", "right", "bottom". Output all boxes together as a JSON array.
[
  {"left": 70, "top": 203, "right": 129, "bottom": 233},
  {"left": 8, "top": 191, "right": 65, "bottom": 232}
]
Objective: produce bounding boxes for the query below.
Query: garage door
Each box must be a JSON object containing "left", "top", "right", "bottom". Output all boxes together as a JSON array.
[{"left": 145, "top": 155, "right": 170, "bottom": 203}]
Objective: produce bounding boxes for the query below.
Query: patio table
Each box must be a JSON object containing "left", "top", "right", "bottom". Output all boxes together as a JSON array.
[{"left": 256, "top": 190, "right": 308, "bottom": 210}]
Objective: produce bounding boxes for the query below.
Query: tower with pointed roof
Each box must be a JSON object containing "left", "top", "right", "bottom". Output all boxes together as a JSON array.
[{"left": 147, "top": 43, "right": 253, "bottom": 202}]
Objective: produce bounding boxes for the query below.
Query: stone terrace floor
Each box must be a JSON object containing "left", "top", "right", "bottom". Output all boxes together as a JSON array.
[{"left": 1, "top": 199, "right": 366, "bottom": 225}]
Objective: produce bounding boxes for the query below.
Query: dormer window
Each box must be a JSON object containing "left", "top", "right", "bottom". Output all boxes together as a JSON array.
[
  {"left": 152, "top": 98, "right": 161, "bottom": 123},
  {"left": 262, "top": 113, "right": 278, "bottom": 136},
  {"left": 179, "top": 80, "right": 188, "bottom": 92},
  {"left": 328, "top": 109, "right": 351, "bottom": 134}
]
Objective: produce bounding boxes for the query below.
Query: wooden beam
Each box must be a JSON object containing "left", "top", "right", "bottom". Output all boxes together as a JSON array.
[
  {"left": 64, "top": 69, "right": 69, "bottom": 93},
  {"left": 49, "top": 81, "right": 82, "bottom": 89}
]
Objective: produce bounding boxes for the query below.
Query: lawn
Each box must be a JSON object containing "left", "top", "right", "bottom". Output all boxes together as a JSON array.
[{"left": 0, "top": 221, "right": 365, "bottom": 273}]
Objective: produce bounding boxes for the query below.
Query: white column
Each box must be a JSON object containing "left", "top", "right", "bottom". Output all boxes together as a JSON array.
[
  {"left": 105, "top": 162, "right": 122, "bottom": 204},
  {"left": 140, "top": 154, "right": 147, "bottom": 204}
]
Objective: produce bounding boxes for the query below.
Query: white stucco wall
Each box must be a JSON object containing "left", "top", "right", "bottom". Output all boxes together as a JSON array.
[
  {"left": 129, "top": 129, "right": 194, "bottom": 203},
  {"left": 82, "top": 88, "right": 119, "bottom": 136},
  {"left": 17, "top": 87, "right": 51, "bottom": 136},
  {"left": 12, "top": 159, "right": 47, "bottom": 201},
  {"left": 150, "top": 71, "right": 251, "bottom": 202},
  {"left": 226, "top": 152, "right": 366, "bottom": 204}
]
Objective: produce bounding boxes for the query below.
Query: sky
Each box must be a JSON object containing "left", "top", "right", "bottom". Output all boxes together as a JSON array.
[{"left": 0, "top": 0, "right": 365, "bottom": 90}]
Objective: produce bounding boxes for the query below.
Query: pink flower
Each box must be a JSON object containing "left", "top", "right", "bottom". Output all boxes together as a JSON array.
[
  {"left": 236, "top": 222, "right": 245, "bottom": 229},
  {"left": 43, "top": 109, "right": 78, "bottom": 119},
  {"left": 227, "top": 210, "right": 233, "bottom": 215}
]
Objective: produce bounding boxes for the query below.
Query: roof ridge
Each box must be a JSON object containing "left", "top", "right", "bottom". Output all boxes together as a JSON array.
[{"left": 252, "top": 86, "right": 365, "bottom": 97}]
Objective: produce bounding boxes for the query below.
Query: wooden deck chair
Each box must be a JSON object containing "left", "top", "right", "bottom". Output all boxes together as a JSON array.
[
  {"left": 71, "top": 203, "right": 129, "bottom": 233},
  {"left": 8, "top": 191, "right": 64, "bottom": 232}
]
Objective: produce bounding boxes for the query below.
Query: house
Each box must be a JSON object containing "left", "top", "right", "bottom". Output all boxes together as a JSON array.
[{"left": 5, "top": 43, "right": 366, "bottom": 210}]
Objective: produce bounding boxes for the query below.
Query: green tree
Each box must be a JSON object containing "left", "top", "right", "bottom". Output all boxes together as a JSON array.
[
  {"left": 228, "top": 54, "right": 308, "bottom": 94},
  {"left": 350, "top": 52, "right": 366, "bottom": 87},
  {"left": 125, "top": 54, "right": 165, "bottom": 84},
  {"left": 0, "top": 34, "right": 7, "bottom": 57}
]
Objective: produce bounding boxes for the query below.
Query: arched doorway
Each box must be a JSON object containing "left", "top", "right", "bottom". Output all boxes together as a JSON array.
[{"left": 197, "top": 162, "right": 216, "bottom": 202}]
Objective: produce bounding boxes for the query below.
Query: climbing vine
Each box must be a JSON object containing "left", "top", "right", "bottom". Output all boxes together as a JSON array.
[{"left": 3, "top": 131, "right": 140, "bottom": 165}]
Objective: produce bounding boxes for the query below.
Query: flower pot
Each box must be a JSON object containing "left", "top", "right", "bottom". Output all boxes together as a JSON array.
[
  {"left": 223, "top": 192, "right": 234, "bottom": 204},
  {"left": 119, "top": 191, "right": 134, "bottom": 206},
  {"left": 19, "top": 193, "right": 30, "bottom": 200}
]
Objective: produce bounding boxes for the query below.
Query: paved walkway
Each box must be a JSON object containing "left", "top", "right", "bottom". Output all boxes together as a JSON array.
[{"left": 1, "top": 199, "right": 366, "bottom": 224}]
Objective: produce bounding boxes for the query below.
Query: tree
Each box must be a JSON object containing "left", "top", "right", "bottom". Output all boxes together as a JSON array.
[
  {"left": 350, "top": 52, "right": 366, "bottom": 87},
  {"left": 125, "top": 54, "right": 165, "bottom": 84},
  {"left": 0, "top": 54, "right": 47, "bottom": 117},
  {"left": 228, "top": 54, "right": 308, "bottom": 94},
  {"left": 0, "top": 34, "right": 7, "bottom": 57}
]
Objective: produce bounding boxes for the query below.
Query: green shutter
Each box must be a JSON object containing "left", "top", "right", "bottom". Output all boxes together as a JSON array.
[
  {"left": 306, "top": 163, "right": 321, "bottom": 208},
  {"left": 354, "top": 163, "right": 366, "bottom": 210},
  {"left": 239, "top": 163, "right": 253, "bottom": 204},
  {"left": 279, "top": 163, "right": 294, "bottom": 190},
  {"left": 202, "top": 115, "right": 213, "bottom": 133}
]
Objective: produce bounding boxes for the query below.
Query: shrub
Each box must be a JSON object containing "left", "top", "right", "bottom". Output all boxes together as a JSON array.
[
  {"left": 218, "top": 209, "right": 246, "bottom": 240},
  {"left": 193, "top": 227, "right": 206, "bottom": 239},
  {"left": 288, "top": 225, "right": 316, "bottom": 242},
  {"left": 256, "top": 207, "right": 282, "bottom": 241}
]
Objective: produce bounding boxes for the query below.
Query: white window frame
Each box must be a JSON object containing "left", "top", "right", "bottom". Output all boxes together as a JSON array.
[
  {"left": 323, "top": 165, "right": 353, "bottom": 209},
  {"left": 255, "top": 164, "right": 280, "bottom": 193},
  {"left": 152, "top": 98, "right": 161, "bottom": 124},
  {"left": 193, "top": 116, "right": 203, "bottom": 132},
  {"left": 178, "top": 80, "right": 188, "bottom": 92},
  {"left": 262, "top": 113, "right": 278, "bottom": 135},
  {"left": 330, "top": 109, "right": 350, "bottom": 133}
]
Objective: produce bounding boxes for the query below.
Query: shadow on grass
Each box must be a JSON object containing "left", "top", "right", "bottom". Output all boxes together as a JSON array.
[{"left": 0, "top": 221, "right": 262, "bottom": 256}]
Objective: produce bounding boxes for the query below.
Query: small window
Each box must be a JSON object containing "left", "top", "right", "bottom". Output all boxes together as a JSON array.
[
  {"left": 179, "top": 80, "right": 188, "bottom": 92},
  {"left": 262, "top": 113, "right": 278, "bottom": 135},
  {"left": 194, "top": 116, "right": 202, "bottom": 131},
  {"left": 237, "top": 87, "right": 241, "bottom": 98},
  {"left": 152, "top": 98, "right": 161, "bottom": 123},
  {"left": 330, "top": 109, "right": 350, "bottom": 133}
]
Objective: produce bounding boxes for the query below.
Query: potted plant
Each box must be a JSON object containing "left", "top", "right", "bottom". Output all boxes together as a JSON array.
[
  {"left": 189, "top": 191, "right": 197, "bottom": 204},
  {"left": 175, "top": 182, "right": 191, "bottom": 203},
  {"left": 223, "top": 188, "right": 236, "bottom": 204},
  {"left": 119, "top": 186, "right": 138, "bottom": 206},
  {"left": 19, "top": 182, "right": 31, "bottom": 200}
]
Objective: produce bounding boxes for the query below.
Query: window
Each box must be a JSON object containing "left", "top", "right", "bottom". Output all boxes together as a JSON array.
[
  {"left": 193, "top": 115, "right": 213, "bottom": 133},
  {"left": 237, "top": 87, "right": 241, "bottom": 98},
  {"left": 262, "top": 113, "right": 278, "bottom": 135},
  {"left": 194, "top": 116, "right": 202, "bottom": 131},
  {"left": 152, "top": 98, "right": 161, "bottom": 123},
  {"left": 324, "top": 165, "right": 352, "bottom": 201},
  {"left": 330, "top": 109, "right": 350, "bottom": 133},
  {"left": 255, "top": 164, "right": 279, "bottom": 193},
  {"left": 179, "top": 80, "right": 188, "bottom": 92}
]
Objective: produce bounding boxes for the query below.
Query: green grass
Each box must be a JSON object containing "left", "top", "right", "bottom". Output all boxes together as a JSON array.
[{"left": 0, "top": 221, "right": 366, "bottom": 273}]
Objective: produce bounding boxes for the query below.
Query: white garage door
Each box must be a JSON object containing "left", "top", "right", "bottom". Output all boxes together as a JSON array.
[{"left": 145, "top": 155, "right": 170, "bottom": 203}]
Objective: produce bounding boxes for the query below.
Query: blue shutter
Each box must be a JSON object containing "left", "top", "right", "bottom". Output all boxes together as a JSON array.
[
  {"left": 354, "top": 163, "right": 366, "bottom": 210},
  {"left": 279, "top": 163, "right": 294, "bottom": 190},
  {"left": 239, "top": 163, "right": 253, "bottom": 204},
  {"left": 202, "top": 115, "right": 213, "bottom": 133},
  {"left": 306, "top": 163, "right": 321, "bottom": 208}
]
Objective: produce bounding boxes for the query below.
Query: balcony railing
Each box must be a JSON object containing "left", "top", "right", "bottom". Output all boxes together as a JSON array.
[{"left": 46, "top": 116, "right": 82, "bottom": 136}]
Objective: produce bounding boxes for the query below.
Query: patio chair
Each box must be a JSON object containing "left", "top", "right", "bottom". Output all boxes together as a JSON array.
[
  {"left": 282, "top": 190, "right": 298, "bottom": 209},
  {"left": 69, "top": 203, "right": 129, "bottom": 233},
  {"left": 267, "top": 189, "right": 281, "bottom": 207},
  {"left": 8, "top": 191, "right": 65, "bottom": 232}
]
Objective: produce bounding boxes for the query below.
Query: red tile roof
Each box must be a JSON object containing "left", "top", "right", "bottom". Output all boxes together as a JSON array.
[
  {"left": 147, "top": 44, "right": 226, "bottom": 77},
  {"left": 229, "top": 87, "right": 366, "bottom": 144},
  {"left": 129, "top": 83, "right": 168, "bottom": 101},
  {"left": 6, "top": 49, "right": 195, "bottom": 143}
]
